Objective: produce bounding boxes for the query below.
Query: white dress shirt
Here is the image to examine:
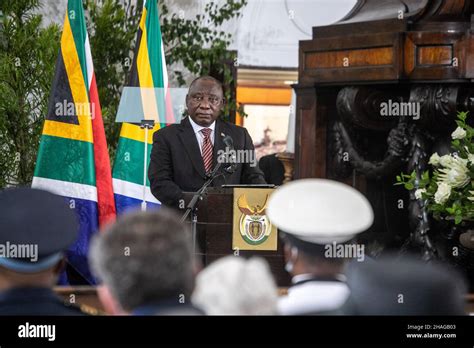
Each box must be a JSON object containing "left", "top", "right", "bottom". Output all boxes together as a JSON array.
[
  {"left": 278, "top": 273, "right": 350, "bottom": 315},
  {"left": 188, "top": 117, "right": 216, "bottom": 153}
]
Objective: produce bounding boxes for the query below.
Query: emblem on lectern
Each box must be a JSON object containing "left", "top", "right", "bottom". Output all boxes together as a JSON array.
[
  {"left": 232, "top": 188, "right": 277, "bottom": 251},
  {"left": 237, "top": 194, "right": 272, "bottom": 245}
]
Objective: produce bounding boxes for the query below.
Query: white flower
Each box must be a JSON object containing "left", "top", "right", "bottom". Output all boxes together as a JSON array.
[
  {"left": 468, "top": 190, "right": 474, "bottom": 202},
  {"left": 439, "top": 155, "right": 454, "bottom": 167},
  {"left": 468, "top": 153, "right": 474, "bottom": 164},
  {"left": 429, "top": 153, "right": 440, "bottom": 166},
  {"left": 437, "top": 156, "right": 470, "bottom": 188},
  {"left": 414, "top": 189, "right": 426, "bottom": 200},
  {"left": 434, "top": 183, "right": 451, "bottom": 204},
  {"left": 452, "top": 126, "right": 467, "bottom": 140}
]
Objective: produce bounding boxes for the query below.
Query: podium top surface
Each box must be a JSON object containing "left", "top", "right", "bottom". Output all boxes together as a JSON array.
[{"left": 221, "top": 184, "right": 276, "bottom": 188}]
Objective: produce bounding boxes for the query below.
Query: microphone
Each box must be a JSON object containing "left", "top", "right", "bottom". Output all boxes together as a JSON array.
[
  {"left": 221, "top": 134, "right": 237, "bottom": 174},
  {"left": 223, "top": 134, "right": 234, "bottom": 149}
]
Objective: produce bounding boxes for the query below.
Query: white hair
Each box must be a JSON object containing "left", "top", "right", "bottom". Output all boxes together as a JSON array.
[{"left": 191, "top": 256, "right": 278, "bottom": 315}]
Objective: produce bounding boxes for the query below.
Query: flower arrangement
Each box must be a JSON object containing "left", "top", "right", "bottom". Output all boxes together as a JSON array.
[{"left": 396, "top": 111, "right": 474, "bottom": 224}]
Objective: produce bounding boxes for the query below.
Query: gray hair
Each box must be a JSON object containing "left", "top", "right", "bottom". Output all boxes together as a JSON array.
[
  {"left": 90, "top": 208, "right": 194, "bottom": 311},
  {"left": 192, "top": 256, "right": 279, "bottom": 315}
]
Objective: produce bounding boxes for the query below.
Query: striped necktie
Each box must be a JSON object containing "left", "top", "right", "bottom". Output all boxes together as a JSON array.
[{"left": 201, "top": 128, "right": 213, "bottom": 174}]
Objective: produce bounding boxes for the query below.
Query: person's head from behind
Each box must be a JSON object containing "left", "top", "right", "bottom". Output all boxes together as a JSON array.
[
  {"left": 267, "top": 179, "right": 374, "bottom": 279},
  {"left": 186, "top": 76, "right": 224, "bottom": 127},
  {"left": 0, "top": 188, "right": 77, "bottom": 290},
  {"left": 192, "top": 256, "right": 278, "bottom": 315},
  {"left": 90, "top": 208, "right": 194, "bottom": 314},
  {"left": 281, "top": 233, "right": 346, "bottom": 278},
  {"left": 343, "top": 255, "right": 468, "bottom": 315}
]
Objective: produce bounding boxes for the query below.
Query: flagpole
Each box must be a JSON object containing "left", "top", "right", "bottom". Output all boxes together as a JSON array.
[{"left": 140, "top": 120, "right": 154, "bottom": 211}]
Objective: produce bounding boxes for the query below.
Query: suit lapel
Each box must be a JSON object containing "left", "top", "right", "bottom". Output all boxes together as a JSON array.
[{"left": 178, "top": 117, "right": 206, "bottom": 179}]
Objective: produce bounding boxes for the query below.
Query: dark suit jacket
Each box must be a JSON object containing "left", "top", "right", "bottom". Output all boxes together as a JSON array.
[
  {"left": 0, "top": 287, "right": 87, "bottom": 315},
  {"left": 148, "top": 117, "right": 266, "bottom": 207}
]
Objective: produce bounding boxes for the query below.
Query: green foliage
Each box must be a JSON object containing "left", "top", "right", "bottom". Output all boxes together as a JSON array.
[
  {"left": 160, "top": 0, "right": 247, "bottom": 120},
  {"left": 0, "top": 0, "right": 247, "bottom": 186},
  {"left": 0, "top": 0, "right": 60, "bottom": 187}
]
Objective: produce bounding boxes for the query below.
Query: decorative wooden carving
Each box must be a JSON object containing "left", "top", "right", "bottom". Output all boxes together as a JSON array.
[
  {"left": 409, "top": 85, "right": 459, "bottom": 131},
  {"left": 295, "top": 0, "right": 474, "bottom": 287}
]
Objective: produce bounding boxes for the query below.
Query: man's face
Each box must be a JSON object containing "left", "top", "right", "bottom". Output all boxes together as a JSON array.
[{"left": 186, "top": 79, "right": 224, "bottom": 127}]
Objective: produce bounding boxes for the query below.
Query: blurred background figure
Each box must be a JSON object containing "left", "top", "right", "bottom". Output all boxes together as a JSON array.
[
  {"left": 0, "top": 188, "right": 88, "bottom": 315},
  {"left": 341, "top": 255, "right": 468, "bottom": 315},
  {"left": 267, "top": 179, "right": 374, "bottom": 315},
  {"left": 90, "top": 208, "right": 202, "bottom": 315},
  {"left": 192, "top": 256, "right": 278, "bottom": 315},
  {"left": 258, "top": 153, "right": 285, "bottom": 186}
]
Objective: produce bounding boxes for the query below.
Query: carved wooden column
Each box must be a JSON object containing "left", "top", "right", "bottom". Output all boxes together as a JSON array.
[{"left": 294, "top": 84, "right": 340, "bottom": 179}]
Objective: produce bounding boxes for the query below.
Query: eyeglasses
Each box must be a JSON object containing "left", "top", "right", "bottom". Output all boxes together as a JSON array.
[{"left": 190, "top": 94, "right": 222, "bottom": 106}]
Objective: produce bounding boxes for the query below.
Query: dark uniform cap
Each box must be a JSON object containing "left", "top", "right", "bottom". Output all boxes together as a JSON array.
[{"left": 0, "top": 187, "right": 78, "bottom": 273}]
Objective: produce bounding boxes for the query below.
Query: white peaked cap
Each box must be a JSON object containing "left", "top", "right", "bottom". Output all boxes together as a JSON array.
[{"left": 267, "top": 179, "right": 374, "bottom": 244}]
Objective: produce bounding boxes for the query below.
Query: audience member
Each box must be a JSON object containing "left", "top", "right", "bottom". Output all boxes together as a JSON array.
[
  {"left": 341, "top": 255, "right": 467, "bottom": 315},
  {"left": 192, "top": 256, "right": 278, "bottom": 315},
  {"left": 90, "top": 208, "right": 202, "bottom": 315},
  {"left": 0, "top": 188, "right": 89, "bottom": 315},
  {"left": 267, "top": 179, "right": 374, "bottom": 315}
]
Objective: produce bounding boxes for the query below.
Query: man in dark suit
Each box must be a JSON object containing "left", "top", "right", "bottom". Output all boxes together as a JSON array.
[{"left": 149, "top": 76, "right": 266, "bottom": 207}]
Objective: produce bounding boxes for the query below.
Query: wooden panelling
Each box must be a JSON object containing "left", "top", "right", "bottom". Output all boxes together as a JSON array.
[
  {"left": 438, "top": 0, "right": 466, "bottom": 15},
  {"left": 305, "top": 47, "right": 393, "bottom": 69},
  {"left": 293, "top": 86, "right": 333, "bottom": 179},
  {"left": 416, "top": 45, "right": 453, "bottom": 65},
  {"left": 313, "top": 18, "right": 408, "bottom": 38},
  {"left": 199, "top": 189, "right": 291, "bottom": 287},
  {"left": 294, "top": 86, "right": 317, "bottom": 179},
  {"left": 404, "top": 31, "right": 465, "bottom": 79},
  {"left": 299, "top": 32, "right": 403, "bottom": 84},
  {"left": 465, "top": 33, "right": 474, "bottom": 78}
]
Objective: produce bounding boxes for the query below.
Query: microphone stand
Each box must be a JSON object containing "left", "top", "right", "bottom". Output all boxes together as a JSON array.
[{"left": 181, "top": 160, "right": 230, "bottom": 255}]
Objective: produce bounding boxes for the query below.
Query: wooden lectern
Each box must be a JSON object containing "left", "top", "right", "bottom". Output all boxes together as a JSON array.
[{"left": 191, "top": 187, "right": 291, "bottom": 286}]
